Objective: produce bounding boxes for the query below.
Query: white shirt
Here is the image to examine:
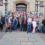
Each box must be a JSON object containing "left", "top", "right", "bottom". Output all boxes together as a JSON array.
[
  {"left": 27, "top": 18, "right": 32, "bottom": 24},
  {"left": 32, "top": 21, "right": 37, "bottom": 27}
]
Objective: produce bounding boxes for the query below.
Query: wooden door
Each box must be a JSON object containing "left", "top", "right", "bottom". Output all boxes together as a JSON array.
[
  {"left": 16, "top": 7, "right": 26, "bottom": 12},
  {"left": 16, "top": 3, "right": 27, "bottom": 12}
]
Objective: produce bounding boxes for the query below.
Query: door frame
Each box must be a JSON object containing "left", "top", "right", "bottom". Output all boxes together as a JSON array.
[{"left": 13, "top": 1, "right": 30, "bottom": 12}]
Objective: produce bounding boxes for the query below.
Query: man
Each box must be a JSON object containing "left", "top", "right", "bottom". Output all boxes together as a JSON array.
[
  {"left": 2, "top": 15, "right": 5, "bottom": 25},
  {"left": 42, "top": 17, "right": 45, "bottom": 33},
  {"left": 38, "top": 16, "right": 42, "bottom": 33},
  {"left": 5, "top": 16, "right": 8, "bottom": 32},
  {"left": 13, "top": 16, "right": 18, "bottom": 31},
  {"left": 0, "top": 15, "right": 3, "bottom": 32},
  {"left": 27, "top": 15, "right": 32, "bottom": 33}
]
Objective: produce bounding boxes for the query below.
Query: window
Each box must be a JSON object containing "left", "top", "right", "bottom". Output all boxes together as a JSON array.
[
  {"left": 39, "top": 7, "right": 44, "bottom": 14},
  {"left": 0, "top": 1, "right": 3, "bottom": 6},
  {"left": 5, "top": 0, "right": 7, "bottom": 3},
  {"left": 40, "top": 2, "right": 44, "bottom": 6},
  {"left": 0, "top": 6, "right": 3, "bottom": 13}
]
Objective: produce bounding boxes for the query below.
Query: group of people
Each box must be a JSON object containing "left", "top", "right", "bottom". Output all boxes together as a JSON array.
[{"left": 0, "top": 11, "right": 45, "bottom": 33}]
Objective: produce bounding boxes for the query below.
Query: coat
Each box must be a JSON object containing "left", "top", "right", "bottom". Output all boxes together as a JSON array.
[{"left": 0, "top": 17, "right": 3, "bottom": 25}]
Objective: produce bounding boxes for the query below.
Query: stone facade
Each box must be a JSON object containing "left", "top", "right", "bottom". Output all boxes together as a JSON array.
[{"left": 1, "top": 0, "right": 45, "bottom": 15}]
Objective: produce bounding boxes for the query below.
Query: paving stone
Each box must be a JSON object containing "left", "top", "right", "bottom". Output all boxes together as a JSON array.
[
  {"left": 35, "top": 38, "right": 44, "bottom": 42},
  {"left": 29, "top": 38, "right": 36, "bottom": 42},
  {"left": 1, "top": 38, "right": 15, "bottom": 42},
  {"left": 38, "top": 33, "right": 45, "bottom": 42},
  {"left": 0, "top": 32, "right": 45, "bottom": 45},
  {"left": 31, "top": 35, "right": 40, "bottom": 38},
  {"left": 0, "top": 42, "right": 12, "bottom": 45},
  {"left": 3, "top": 35, "right": 11, "bottom": 38},
  {"left": 16, "top": 38, "right": 28, "bottom": 41},
  {"left": 13, "top": 42, "right": 20, "bottom": 45},
  {"left": 21, "top": 42, "right": 33, "bottom": 45},
  {"left": 27, "top": 33, "right": 37, "bottom": 35},
  {"left": 0, "top": 32, "right": 5, "bottom": 40},
  {"left": 33, "top": 42, "right": 45, "bottom": 45}
]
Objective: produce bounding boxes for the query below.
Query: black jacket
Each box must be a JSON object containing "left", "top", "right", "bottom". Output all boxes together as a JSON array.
[{"left": 42, "top": 19, "right": 45, "bottom": 25}]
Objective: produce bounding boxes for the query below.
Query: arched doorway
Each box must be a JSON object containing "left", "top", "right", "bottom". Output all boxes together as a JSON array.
[{"left": 16, "top": 3, "right": 27, "bottom": 12}]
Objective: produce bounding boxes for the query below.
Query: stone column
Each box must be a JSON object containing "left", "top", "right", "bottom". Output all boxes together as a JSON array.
[
  {"left": 3, "top": 0, "right": 5, "bottom": 15},
  {"left": 27, "top": 3, "right": 30, "bottom": 12},
  {"left": 13, "top": 3, "right": 16, "bottom": 12},
  {"left": 44, "top": 1, "right": 45, "bottom": 15}
]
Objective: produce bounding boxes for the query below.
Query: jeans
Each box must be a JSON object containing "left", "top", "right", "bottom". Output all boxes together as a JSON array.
[
  {"left": 23, "top": 24, "right": 27, "bottom": 31},
  {"left": 14, "top": 24, "right": 17, "bottom": 31},
  {"left": 38, "top": 24, "right": 42, "bottom": 33},
  {"left": 27, "top": 24, "right": 31, "bottom": 33},
  {"left": 20, "top": 24, "right": 23, "bottom": 31},
  {"left": 5, "top": 23, "right": 8, "bottom": 32},
  {"left": 0, "top": 24, "right": 3, "bottom": 31}
]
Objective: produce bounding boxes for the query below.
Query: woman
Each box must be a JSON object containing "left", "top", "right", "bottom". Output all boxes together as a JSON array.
[
  {"left": 8, "top": 17, "right": 13, "bottom": 32},
  {"left": 23, "top": 16, "right": 27, "bottom": 31},
  {"left": 17, "top": 15, "right": 20, "bottom": 30},
  {"left": 19, "top": 15, "right": 23, "bottom": 31}
]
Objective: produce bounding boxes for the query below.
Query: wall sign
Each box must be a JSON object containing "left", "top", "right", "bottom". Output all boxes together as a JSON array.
[
  {"left": 9, "top": 5, "right": 13, "bottom": 8},
  {"left": 9, "top": 0, "right": 16, "bottom": 3},
  {"left": 26, "top": 0, "right": 34, "bottom": 4},
  {"left": 30, "top": 6, "right": 34, "bottom": 9}
]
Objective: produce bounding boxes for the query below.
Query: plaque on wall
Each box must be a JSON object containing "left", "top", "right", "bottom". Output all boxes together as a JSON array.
[
  {"left": 30, "top": 6, "right": 34, "bottom": 9},
  {"left": 9, "top": 5, "right": 13, "bottom": 8},
  {"left": 9, "top": 0, "right": 16, "bottom": 3},
  {"left": 26, "top": 0, "right": 34, "bottom": 4}
]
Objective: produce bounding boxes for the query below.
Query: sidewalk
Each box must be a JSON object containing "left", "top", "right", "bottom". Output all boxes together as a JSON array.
[{"left": 0, "top": 32, "right": 45, "bottom": 45}]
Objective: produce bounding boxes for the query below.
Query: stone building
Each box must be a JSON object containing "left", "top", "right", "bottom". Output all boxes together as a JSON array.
[{"left": 0, "top": 0, "right": 45, "bottom": 15}]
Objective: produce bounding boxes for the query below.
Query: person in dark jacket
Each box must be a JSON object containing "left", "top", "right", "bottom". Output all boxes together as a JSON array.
[
  {"left": 42, "top": 17, "right": 45, "bottom": 25},
  {"left": 2, "top": 15, "right": 5, "bottom": 25},
  {"left": 42, "top": 17, "right": 45, "bottom": 33},
  {"left": 0, "top": 15, "right": 3, "bottom": 32},
  {"left": 13, "top": 16, "right": 18, "bottom": 31}
]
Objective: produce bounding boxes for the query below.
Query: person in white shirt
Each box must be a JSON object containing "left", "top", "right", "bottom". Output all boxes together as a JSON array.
[
  {"left": 32, "top": 19, "right": 37, "bottom": 33},
  {"left": 27, "top": 15, "right": 32, "bottom": 33}
]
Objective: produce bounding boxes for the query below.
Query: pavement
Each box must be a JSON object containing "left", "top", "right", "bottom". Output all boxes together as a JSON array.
[{"left": 0, "top": 31, "right": 45, "bottom": 45}]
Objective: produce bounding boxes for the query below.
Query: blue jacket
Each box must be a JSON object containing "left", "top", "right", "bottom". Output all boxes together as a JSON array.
[
  {"left": 2, "top": 17, "right": 5, "bottom": 22},
  {"left": 13, "top": 19, "right": 18, "bottom": 25}
]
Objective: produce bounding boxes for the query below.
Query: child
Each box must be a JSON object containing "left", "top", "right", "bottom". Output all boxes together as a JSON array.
[{"left": 32, "top": 19, "right": 37, "bottom": 33}]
